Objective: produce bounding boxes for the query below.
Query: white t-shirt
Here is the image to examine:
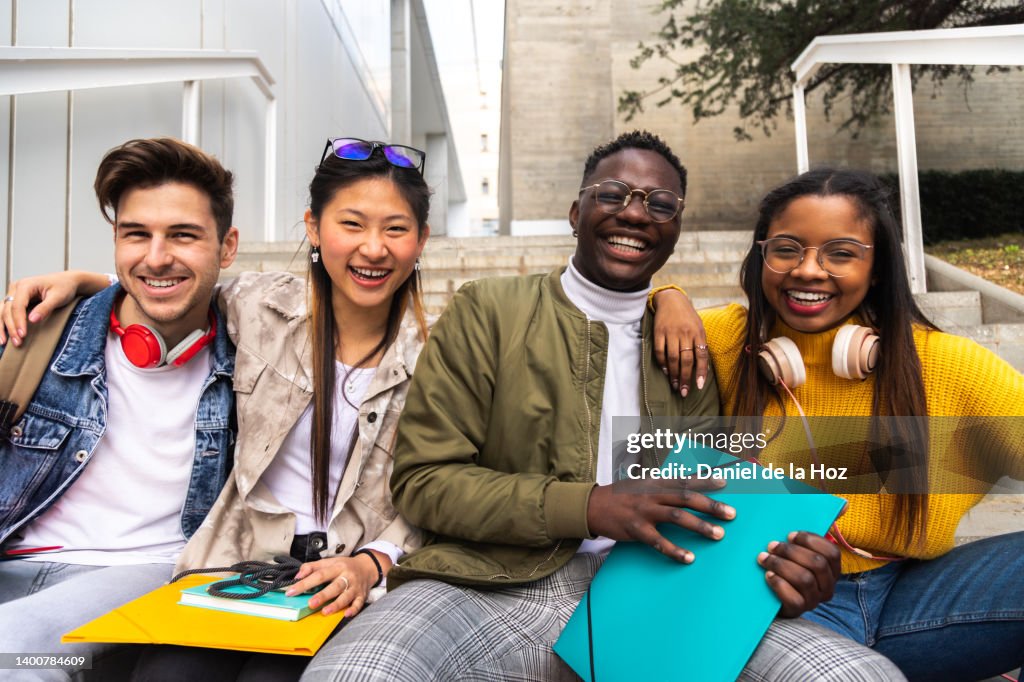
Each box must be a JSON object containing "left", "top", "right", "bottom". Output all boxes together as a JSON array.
[
  {"left": 561, "top": 261, "right": 650, "bottom": 556},
  {"left": 261, "top": 362, "right": 402, "bottom": 566},
  {"left": 19, "top": 331, "right": 211, "bottom": 566}
]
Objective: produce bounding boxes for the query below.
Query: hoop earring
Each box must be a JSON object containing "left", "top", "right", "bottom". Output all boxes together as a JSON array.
[
  {"left": 414, "top": 258, "right": 421, "bottom": 272},
  {"left": 571, "top": 228, "right": 578, "bottom": 238},
  {"left": 311, "top": 246, "right": 320, "bottom": 264}
]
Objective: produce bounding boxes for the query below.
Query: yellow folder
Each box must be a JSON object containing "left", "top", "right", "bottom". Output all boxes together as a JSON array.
[{"left": 62, "top": 575, "right": 345, "bottom": 656}]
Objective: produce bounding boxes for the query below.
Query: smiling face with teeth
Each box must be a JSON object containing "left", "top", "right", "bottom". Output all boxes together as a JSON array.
[
  {"left": 761, "top": 195, "right": 874, "bottom": 333},
  {"left": 114, "top": 182, "right": 238, "bottom": 347},
  {"left": 305, "top": 177, "right": 428, "bottom": 327},
  {"left": 569, "top": 148, "right": 683, "bottom": 292}
]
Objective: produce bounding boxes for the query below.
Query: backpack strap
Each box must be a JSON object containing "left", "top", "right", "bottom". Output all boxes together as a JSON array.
[{"left": 0, "top": 298, "right": 81, "bottom": 436}]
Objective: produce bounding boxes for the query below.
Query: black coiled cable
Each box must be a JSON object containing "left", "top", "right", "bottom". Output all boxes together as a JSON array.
[{"left": 170, "top": 555, "right": 302, "bottom": 599}]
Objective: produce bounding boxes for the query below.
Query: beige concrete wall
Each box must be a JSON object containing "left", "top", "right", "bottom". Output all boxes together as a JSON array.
[
  {"left": 501, "top": 0, "right": 1024, "bottom": 232},
  {"left": 501, "top": 0, "right": 615, "bottom": 228}
]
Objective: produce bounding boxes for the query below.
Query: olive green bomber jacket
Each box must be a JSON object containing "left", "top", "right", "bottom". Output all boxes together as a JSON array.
[{"left": 389, "top": 268, "right": 720, "bottom": 588}]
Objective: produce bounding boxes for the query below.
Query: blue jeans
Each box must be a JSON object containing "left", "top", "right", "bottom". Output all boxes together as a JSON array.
[
  {"left": 0, "top": 560, "right": 172, "bottom": 681},
  {"left": 804, "top": 531, "right": 1024, "bottom": 681}
]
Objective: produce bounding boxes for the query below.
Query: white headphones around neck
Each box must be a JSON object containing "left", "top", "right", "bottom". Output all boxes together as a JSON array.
[{"left": 756, "top": 325, "right": 880, "bottom": 387}]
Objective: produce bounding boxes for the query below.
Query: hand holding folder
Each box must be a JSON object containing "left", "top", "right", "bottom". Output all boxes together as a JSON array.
[
  {"left": 62, "top": 575, "right": 344, "bottom": 656},
  {"left": 554, "top": 446, "right": 846, "bottom": 681}
]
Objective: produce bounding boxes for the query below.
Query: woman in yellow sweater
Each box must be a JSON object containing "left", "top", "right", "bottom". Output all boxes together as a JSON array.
[{"left": 654, "top": 168, "right": 1024, "bottom": 681}]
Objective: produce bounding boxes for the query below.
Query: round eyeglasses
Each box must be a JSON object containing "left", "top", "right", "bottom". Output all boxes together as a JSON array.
[
  {"left": 579, "top": 179, "right": 684, "bottom": 223},
  {"left": 758, "top": 237, "right": 874, "bottom": 278}
]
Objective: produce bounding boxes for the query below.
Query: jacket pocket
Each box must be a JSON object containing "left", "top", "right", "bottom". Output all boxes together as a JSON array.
[
  {"left": 7, "top": 412, "right": 73, "bottom": 451},
  {"left": 352, "top": 442, "right": 399, "bottom": 519},
  {"left": 351, "top": 407, "right": 402, "bottom": 519},
  {"left": 0, "top": 413, "right": 75, "bottom": 522}
]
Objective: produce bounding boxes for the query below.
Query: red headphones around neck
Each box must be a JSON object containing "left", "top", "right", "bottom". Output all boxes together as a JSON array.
[{"left": 109, "top": 297, "right": 217, "bottom": 369}]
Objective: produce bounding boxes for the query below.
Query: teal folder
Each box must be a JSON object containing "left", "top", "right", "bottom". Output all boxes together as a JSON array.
[
  {"left": 179, "top": 579, "right": 319, "bottom": 621},
  {"left": 554, "top": 445, "right": 845, "bottom": 682}
]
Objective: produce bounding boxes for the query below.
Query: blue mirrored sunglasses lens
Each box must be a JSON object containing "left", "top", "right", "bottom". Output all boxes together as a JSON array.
[
  {"left": 383, "top": 146, "right": 420, "bottom": 169},
  {"left": 332, "top": 139, "right": 373, "bottom": 160}
]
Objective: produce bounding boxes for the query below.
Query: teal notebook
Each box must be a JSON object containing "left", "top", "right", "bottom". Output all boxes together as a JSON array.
[
  {"left": 179, "top": 579, "right": 320, "bottom": 622},
  {"left": 553, "top": 445, "right": 845, "bottom": 682}
]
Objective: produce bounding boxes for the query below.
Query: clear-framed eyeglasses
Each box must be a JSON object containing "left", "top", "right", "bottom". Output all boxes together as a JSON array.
[
  {"left": 579, "top": 179, "right": 684, "bottom": 223},
  {"left": 758, "top": 237, "right": 874, "bottom": 278}
]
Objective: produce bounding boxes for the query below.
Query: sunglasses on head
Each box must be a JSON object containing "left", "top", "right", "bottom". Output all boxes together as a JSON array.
[{"left": 320, "top": 137, "right": 426, "bottom": 174}]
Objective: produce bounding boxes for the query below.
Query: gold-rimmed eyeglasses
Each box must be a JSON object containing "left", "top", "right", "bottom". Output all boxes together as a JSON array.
[
  {"left": 758, "top": 237, "right": 874, "bottom": 278},
  {"left": 579, "top": 179, "right": 684, "bottom": 223}
]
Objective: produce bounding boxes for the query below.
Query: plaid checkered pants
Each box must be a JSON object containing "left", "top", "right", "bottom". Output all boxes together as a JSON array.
[{"left": 302, "top": 554, "right": 904, "bottom": 681}]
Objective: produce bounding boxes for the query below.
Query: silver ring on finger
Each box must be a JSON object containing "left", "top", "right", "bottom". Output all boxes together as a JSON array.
[
  {"left": 3, "top": 295, "right": 13, "bottom": 303},
  {"left": 696, "top": 344, "right": 709, "bottom": 352},
  {"left": 340, "top": 575, "right": 350, "bottom": 591}
]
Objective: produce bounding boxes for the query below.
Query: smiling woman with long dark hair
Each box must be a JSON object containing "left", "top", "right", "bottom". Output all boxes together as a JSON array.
[{"left": 652, "top": 167, "right": 1024, "bottom": 681}]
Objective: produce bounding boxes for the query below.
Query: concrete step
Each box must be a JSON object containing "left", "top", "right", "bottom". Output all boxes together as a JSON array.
[
  {"left": 422, "top": 285, "right": 745, "bottom": 313},
  {"left": 916, "top": 290, "right": 983, "bottom": 327},
  {"left": 955, "top": 491, "right": 1024, "bottom": 544}
]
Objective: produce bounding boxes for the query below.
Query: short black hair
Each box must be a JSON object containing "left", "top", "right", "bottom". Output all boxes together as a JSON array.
[{"left": 581, "top": 130, "right": 687, "bottom": 195}]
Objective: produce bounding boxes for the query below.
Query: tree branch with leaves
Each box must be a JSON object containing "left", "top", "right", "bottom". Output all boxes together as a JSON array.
[{"left": 619, "top": 0, "right": 1023, "bottom": 140}]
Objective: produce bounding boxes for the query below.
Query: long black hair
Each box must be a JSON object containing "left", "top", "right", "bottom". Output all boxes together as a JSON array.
[
  {"left": 307, "top": 150, "right": 430, "bottom": 524},
  {"left": 734, "top": 167, "right": 937, "bottom": 547}
]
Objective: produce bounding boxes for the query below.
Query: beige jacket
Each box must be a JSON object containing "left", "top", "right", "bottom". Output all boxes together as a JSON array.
[{"left": 176, "top": 271, "right": 423, "bottom": 572}]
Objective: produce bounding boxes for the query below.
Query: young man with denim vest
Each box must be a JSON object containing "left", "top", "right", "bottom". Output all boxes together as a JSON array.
[
  {"left": 0, "top": 138, "right": 238, "bottom": 678},
  {"left": 303, "top": 131, "right": 905, "bottom": 681}
]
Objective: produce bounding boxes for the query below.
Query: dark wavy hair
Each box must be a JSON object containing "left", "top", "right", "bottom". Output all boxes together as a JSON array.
[
  {"left": 734, "top": 167, "right": 938, "bottom": 547},
  {"left": 306, "top": 149, "right": 430, "bottom": 523},
  {"left": 94, "top": 137, "right": 234, "bottom": 240}
]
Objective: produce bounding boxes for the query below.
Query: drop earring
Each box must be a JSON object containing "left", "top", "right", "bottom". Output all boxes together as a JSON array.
[
  {"left": 311, "top": 246, "right": 320, "bottom": 263},
  {"left": 414, "top": 258, "right": 421, "bottom": 272}
]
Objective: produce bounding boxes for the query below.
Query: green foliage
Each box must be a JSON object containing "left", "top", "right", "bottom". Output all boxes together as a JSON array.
[
  {"left": 620, "top": 0, "right": 1023, "bottom": 140},
  {"left": 880, "top": 169, "right": 1024, "bottom": 244}
]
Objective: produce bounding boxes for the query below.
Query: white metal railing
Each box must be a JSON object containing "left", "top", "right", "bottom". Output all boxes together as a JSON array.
[
  {"left": 790, "top": 24, "right": 1024, "bottom": 294},
  {"left": 0, "top": 47, "right": 277, "bottom": 244}
]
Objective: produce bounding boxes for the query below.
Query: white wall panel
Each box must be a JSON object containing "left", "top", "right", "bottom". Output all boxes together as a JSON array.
[
  {"left": 73, "top": 0, "right": 202, "bottom": 48},
  {"left": 1, "top": 0, "right": 456, "bottom": 279},
  {"left": 1, "top": 0, "right": 11, "bottom": 286},
  {"left": 66, "top": 84, "right": 185, "bottom": 273},
  {"left": 9, "top": 92, "right": 68, "bottom": 280},
  {"left": 222, "top": 0, "right": 285, "bottom": 241},
  {"left": 9, "top": 0, "right": 70, "bottom": 281}
]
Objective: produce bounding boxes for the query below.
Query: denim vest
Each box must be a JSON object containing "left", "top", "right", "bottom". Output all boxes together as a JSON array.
[{"left": 0, "top": 285, "right": 236, "bottom": 547}]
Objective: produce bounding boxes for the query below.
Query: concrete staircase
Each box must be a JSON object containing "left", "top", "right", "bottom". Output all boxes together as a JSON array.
[{"left": 224, "top": 231, "right": 755, "bottom": 314}]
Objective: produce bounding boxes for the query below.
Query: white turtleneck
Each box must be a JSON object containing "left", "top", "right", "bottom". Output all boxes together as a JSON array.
[{"left": 560, "top": 260, "right": 650, "bottom": 555}]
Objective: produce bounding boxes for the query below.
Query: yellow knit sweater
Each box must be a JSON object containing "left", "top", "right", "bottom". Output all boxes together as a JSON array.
[{"left": 700, "top": 304, "right": 1024, "bottom": 573}]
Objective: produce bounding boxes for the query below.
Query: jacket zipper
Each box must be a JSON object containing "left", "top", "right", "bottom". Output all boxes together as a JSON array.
[
  {"left": 583, "top": 320, "right": 595, "bottom": 482},
  {"left": 494, "top": 319, "right": 599, "bottom": 581},
  {"left": 641, "top": 335, "right": 655, "bottom": 432}
]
